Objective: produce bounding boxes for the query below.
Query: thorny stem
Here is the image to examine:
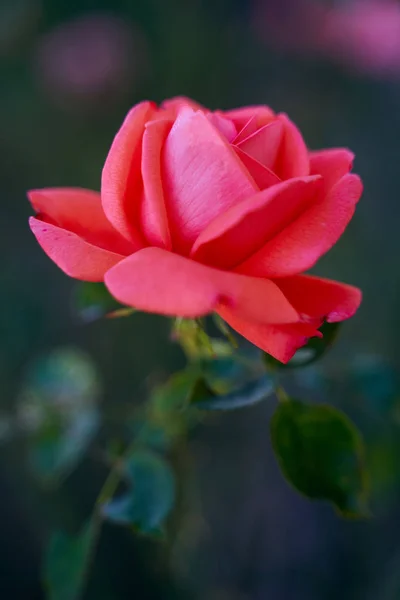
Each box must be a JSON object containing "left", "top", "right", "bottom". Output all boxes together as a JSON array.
[{"left": 78, "top": 440, "right": 137, "bottom": 599}]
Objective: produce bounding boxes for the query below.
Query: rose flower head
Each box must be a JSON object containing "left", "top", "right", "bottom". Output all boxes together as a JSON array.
[{"left": 28, "top": 97, "right": 362, "bottom": 363}]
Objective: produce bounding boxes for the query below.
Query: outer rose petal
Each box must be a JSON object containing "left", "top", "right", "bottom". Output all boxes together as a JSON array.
[
  {"left": 217, "top": 306, "right": 322, "bottom": 363},
  {"left": 275, "top": 274, "right": 362, "bottom": 322},
  {"left": 309, "top": 148, "right": 354, "bottom": 196},
  {"left": 27, "top": 188, "right": 134, "bottom": 255},
  {"left": 275, "top": 114, "right": 310, "bottom": 179},
  {"left": 191, "top": 176, "right": 322, "bottom": 269},
  {"left": 101, "top": 101, "right": 154, "bottom": 245},
  {"left": 104, "top": 247, "right": 300, "bottom": 323},
  {"left": 236, "top": 173, "right": 363, "bottom": 278},
  {"left": 141, "top": 119, "right": 173, "bottom": 248},
  {"left": 162, "top": 108, "right": 257, "bottom": 253},
  {"left": 29, "top": 217, "right": 125, "bottom": 281}
]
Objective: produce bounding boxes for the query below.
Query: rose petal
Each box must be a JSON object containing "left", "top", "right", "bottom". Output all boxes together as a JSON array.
[
  {"left": 236, "top": 173, "right": 363, "bottom": 277},
  {"left": 234, "top": 147, "right": 281, "bottom": 190},
  {"left": 191, "top": 176, "right": 321, "bottom": 269},
  {"left": 28, "top": 187, "right": 134, "bottom": 255},
  {"left": 276, "top": 274, "right": 362, "bottom": 322},
  {"left": 236, "top": 120, "right": 284, "bottom": 169},
  {"left": 232, "top": 116, "right": 260, "bottom": 144},
  {"left": 223, "top": 105, "right": 275, "bottom": 130},
  {"left": 217, "top": 306, "right": 322, "bottom": 363},
  {"left": 29, "top": 216, "right": 124, "bottom": 281},
  {"left": 141, "top": 119, "right": 173, "bottom": 248},
  {"left": 275, "top": 114, "right": 310, "bottom": 179},
  {"left": 104, "top": 247, "right": 299, "bottom": 323},
  {"left": 161, "top": 96, "right": 205, "bottom": 117},
  {"left": 206, "top": 113, "right": 237, "bottom": 142},
  {"left": 309, "top": 148, "right": 354, "bottom": 195},
  {"left": 101, "top": 101, "right": 154, "bottom": 245},
  {"left": 162, "top": 108, "right": 257, "bottom": 254}
]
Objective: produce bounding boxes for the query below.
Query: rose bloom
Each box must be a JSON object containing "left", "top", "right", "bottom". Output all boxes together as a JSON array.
[{"left": 28, "top": 97, "right": 362, "bottom": 363}]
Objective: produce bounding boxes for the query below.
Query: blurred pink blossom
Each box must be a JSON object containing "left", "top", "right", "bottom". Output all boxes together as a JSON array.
[
  {"left": 321, "top": 0, "right": 400, "bottom": 76},
  {"left": 254, "top": 0, "right": 400, "bottom": 78},
  {"left": 34, "top": 13, "right": 148, "bottom": 111}
]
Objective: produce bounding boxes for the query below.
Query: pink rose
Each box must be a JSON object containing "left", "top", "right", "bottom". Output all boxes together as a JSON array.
[{"left": 28, "top": 97, "right": 362, "bottom": 362}]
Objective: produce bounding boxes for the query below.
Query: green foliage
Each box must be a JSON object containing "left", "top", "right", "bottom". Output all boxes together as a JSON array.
[
  {"left": 270, "top": 399, "right": 369, "bottom": 517},
  {"left": 18, "top": 348, "right": 101, "bottom": 484},
  {"left": 28, "top": 321, "right": 377, "bottom": 600},
  {"left": 150, "top": 369, "right": 199, "bottom": 415},
  {"left": 148, "top": 368, "right": 202, "bottom": 440},
  {"left": 44, "top": 521, "right": 96, "bottom": 600},
  {"left": 102, "top": 450, "right": 175, "bottom": 534},
  {"left": 73, "top": 282, "right": 131, "bottom": 322},
  {"left": 212, "top": 314, "right": 238, "bottom": 348},
  {"left": 173, "top": 318, "right": 233, "bottom": 360},
  {"left": 265, "top": 322, "right": 341, "bottom": 369},
  {"left": 200, "top": 347, "right": 265, "bottom": 393},
  {"left": 30, "top": 409, "right": 100, "bottom": 484},
  {"left": 20, "top": 348, "right": 100, "bottom": 405},
  {"left": 189, "top": 375, "right": 274, "bottom": 411},
  {"left": 200, "top": 356, "right": 247, "bottom": 393},
  {"left": 133, "top": 419, "right": 174, "bottom": 453}
]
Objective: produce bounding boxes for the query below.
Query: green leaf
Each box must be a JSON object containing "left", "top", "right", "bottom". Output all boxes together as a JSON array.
[
  {"left": 44, "top": 521, "right": 96, "bottom": 600},
  {"left": 132, "top": 419, "right": 173, "bottom": 453},
  {"left": 200, "top": 356, "right": 248, "bottom": 395},
  {"left": 187, "top": 376, "right": 217, "bottom": 405},
  {"left": 190, "top": 375, "right": 274, "bottom": 411},
  {"left": 265, "top": 322, "right": 341, "bottom": 369},
  {"left": 30, "top": 409, "right": 100, "bottom": 484},
  {"left": 132, "top": 367, "right": 215, "bottom": 455},
  {"left": 148, "top": 368, "right": 203, "bottom": 438},
  {"left": 271, "top": 399, "right": 369, "bottom": 517},
  {"left": 18, "top": 348, "right": 101, "bottom": 484},
  {"left": 73, "top": 282, "right": 123, "bottom": 322},
  {"left": 18, "top": 348, "right": 100, "bottom": 412},
  {"left": 102, "top": 450, "right": 175, "bottom": 533}
]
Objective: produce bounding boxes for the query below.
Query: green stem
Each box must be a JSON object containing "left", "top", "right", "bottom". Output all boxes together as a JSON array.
[
  {"left": 78, "top": 440, "right": 138, "bottom": 599},
  {"left": 95, "top": 459, "right": 123, "bottom": 507},
  {"left": 275, "top": 384, "right": 289, "bottom": 403},
  {"left": 212, "top": 314, "right": 238, "bottom": 348}
]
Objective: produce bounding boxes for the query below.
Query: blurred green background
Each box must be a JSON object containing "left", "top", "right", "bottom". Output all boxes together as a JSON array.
[{"left": 1, "top": 0, "right": 400, "bottom": 598}]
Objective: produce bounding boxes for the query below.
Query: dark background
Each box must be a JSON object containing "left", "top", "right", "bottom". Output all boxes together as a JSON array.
[{"left": 1, "top": 0, "right": 400, "bottom": 598}]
